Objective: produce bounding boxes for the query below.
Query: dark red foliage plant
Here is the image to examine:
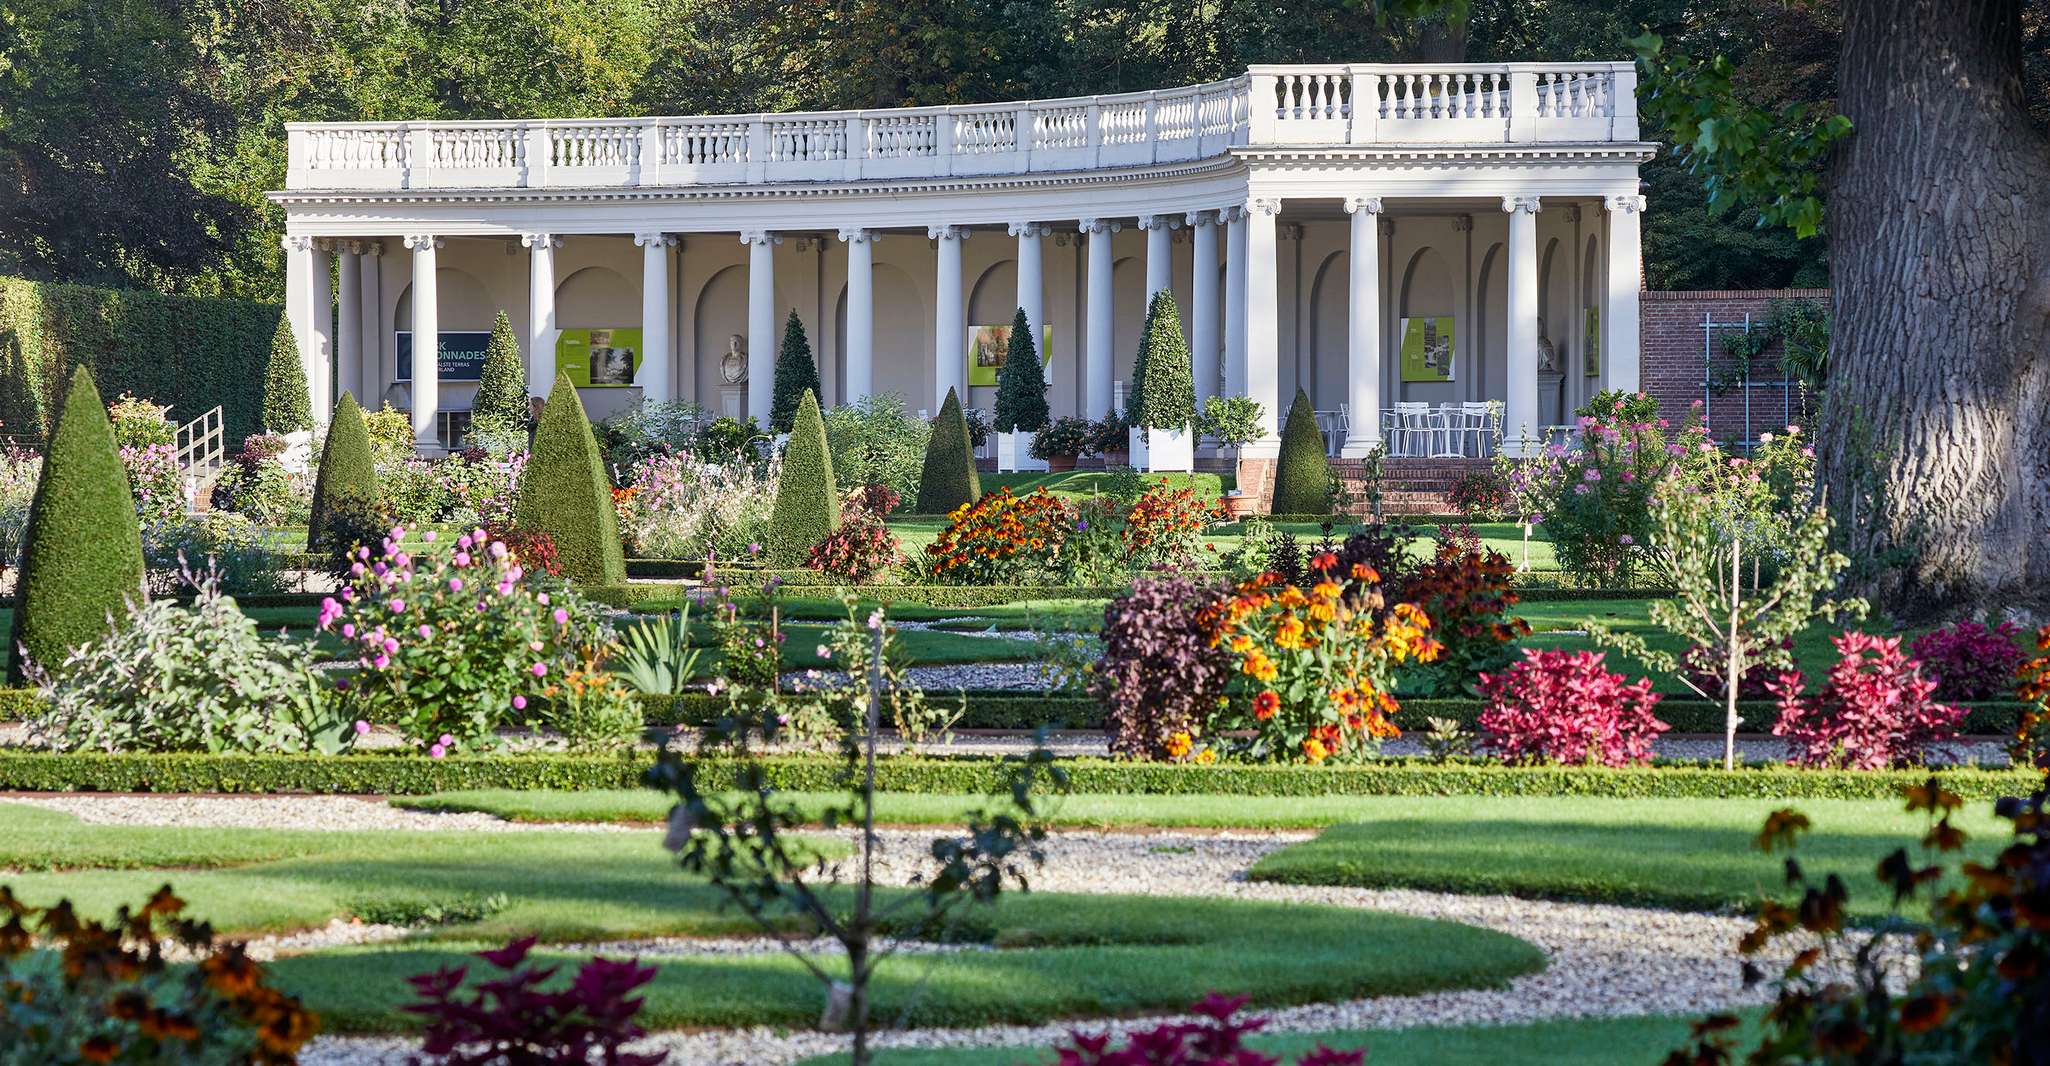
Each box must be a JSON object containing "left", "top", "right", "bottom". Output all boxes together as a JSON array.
[
  {"left": 1053, "top": 993, "right": 1365, "bottom": 1065},
  {"left": 1477, "top": 648, "right": 1668, "bottom": 766},
  {"left": 483, "top": 524, "right": 563, "bottom": 579},
  {"left": 1399, "top": 541, "right": 1531, "bottom": 696},
  {"left": 405, "top": 936, "right": 664, "bottom": 1066},
  {"left": 1770, "top": 631, "right": 1966, "bottom": 770},
  {"left": 1909, "top": 619, "right": 2027, "bottom": 701},
  {"left": 1091, "top": 575, "right": 1234, "bottom": 760}
]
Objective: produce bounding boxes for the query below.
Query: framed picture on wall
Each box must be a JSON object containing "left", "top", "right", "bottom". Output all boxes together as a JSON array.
[
  {"left": 1399, "top": 316, "right": 1455, "bottom": 383},
  {"left": 964, "top": 324, "right": 1053, "bottom": 388},
  {"left": 1582, "top": 307, "right": 1601, "bottom": 377},
  {"left": 395, "top": 331, "right": 490, "bottom": 382},
  {"left": 555, "top": 328, "right": 644, "bottom": 387}
]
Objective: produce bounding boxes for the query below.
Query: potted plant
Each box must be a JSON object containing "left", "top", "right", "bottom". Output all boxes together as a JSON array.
[
  {"left": 1199, "top": 395, "right": 1267, "bottom": 516},
  {"left": 991, "top": 308, "right": 1051, "bottom": 472},
  {"left": 1088, "top": 409, "right": 1129, "bottom": 467},
  {"left": 1125, "top": 291, "right": 1197, "bottom": 473},
  {"left": 1032, "top": 416, "right": 1091, "bottom": 472}
]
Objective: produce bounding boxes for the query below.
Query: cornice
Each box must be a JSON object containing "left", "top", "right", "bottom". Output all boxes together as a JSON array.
[{"left": 1234, "top": 143, "right": 1659, "bottom": 167}]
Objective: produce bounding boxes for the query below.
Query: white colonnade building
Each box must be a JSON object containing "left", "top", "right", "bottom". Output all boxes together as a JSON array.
[{"left": 272, "top": 63, "right": 1653, "bottom": 457}]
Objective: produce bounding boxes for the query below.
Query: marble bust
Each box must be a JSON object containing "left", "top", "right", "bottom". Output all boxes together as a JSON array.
[{"left": 719, "top": 334, "right": 747, "bottom": 385}]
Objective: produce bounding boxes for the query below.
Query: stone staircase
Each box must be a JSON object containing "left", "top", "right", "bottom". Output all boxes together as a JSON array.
[{"left": 1333, "top": 456, "right": 1491, "bottom": 516}]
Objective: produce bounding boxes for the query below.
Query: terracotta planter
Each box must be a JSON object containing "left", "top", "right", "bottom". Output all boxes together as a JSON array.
[
  {"left": 1224, "top": 493, "right": 1261, "bottom": 518},
  {"left": 1047, "top": 454, "right": 1078, "bottom": 472}
]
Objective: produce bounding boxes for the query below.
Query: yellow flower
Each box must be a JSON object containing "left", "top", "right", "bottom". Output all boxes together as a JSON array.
[
  {"left": 1307, "top": 601, "right": 1336, "bottom": 624},
  {"left": 1164, "top": 731, "right": 1193, "bottom": 758},
  {"left": 1229, "top": 635, "right": 1254, "bottom": 654},
  {"left": 1302, "top": 737, "right": 1329, "bottom": 763},
  {"left": 1312, "top": 579, "right": 1342, "bottom": 602},
  {"left": 1275, "top": 616, "right": 1308, "bottom": 650},
  {"left": 1194, "top": 748, "right": 1217, "bottom": 765}
]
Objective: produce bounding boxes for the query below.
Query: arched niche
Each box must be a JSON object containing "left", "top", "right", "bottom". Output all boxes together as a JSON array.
[
  {"left": 1110, "top": 255, "right": 1142, "bottom": 408},
  {"left": 693, "top": 264, "right": 749, "bottom": 412},
  {"left": 1581, "top": 234, "right": 1603, "bottom": 398},
  {"left": 1306, "top": 250, "right": 1349, "bottom": 411},
  {"left": 392, "top": 268, "right": 494, "bottom": 333},
  {"left": 836, "top": 262, "right": 930, "bottom": 414},
  {"left": 1397, "top": 247, "right": 1457, "bottom": 404},
  {"left": 556, "top": 266, "right": 639, "bottom": 330},
  {"left": 965, "top": 260, "right": 1019, "bottom": 411},
  {"left": 1474, "top": 242, "right": 1506, "bottom": 403}
]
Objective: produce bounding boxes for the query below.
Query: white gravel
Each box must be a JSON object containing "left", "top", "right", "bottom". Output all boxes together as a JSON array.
[{"left": 0, "top": 794, "right": 631, "bottom": 833}]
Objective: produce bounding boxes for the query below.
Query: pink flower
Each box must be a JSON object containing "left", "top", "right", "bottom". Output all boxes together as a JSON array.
[
  {"left": 438, "top": 733, "right": 454, "bottom": 745},
  {"left": 1618, "top": 534, "right": 1634, "bottom": 545},
  {"left": 422, "top": 530, "right": 437, "bottom": 543},
  {"left": 390, "top": 599, "right": 406, "bottom": 614},
  {"left": 351, "top": 562, "right": 366, "bottom": 577},
  {"left": 418, "top": 624, "right": 432, "bottom": 639},
  {"left": 449, "top": 578, "right": 463, "bottom": 592},
  {"left": 383, "top": 637, "right": 399, "bottom": 654},
  {"left": 429, "top": 743, "right": 446, "bottom": 759},
  {"left": 490, "top": 542, "right": 508, "bottom": 559},
  {"left": 535, "top": 591, "right": 549, "bottom": 605},
  {"left": 531, "top": 662, "right": 548, "bottom": 677},
  {"left": 552, "top": 608, "right": 569, "bottom": 625},
  {"left": 372, "top": 654, "right": 390, "bottom": 669},
  {"left": 512, "top": 695, "right": 527, "bottom": 710},
  {"left": 342, "top": 623, "right": 356, "bottom": 638},
  {"left": 353, "top": 720, "right": 371, "bottom": 736},
  {"left": 454, "top": 551, "right": 472, "bottom": 567}
]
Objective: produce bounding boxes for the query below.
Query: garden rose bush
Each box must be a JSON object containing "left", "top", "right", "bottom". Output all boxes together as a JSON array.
[
  {"left": 617, "top": 451, "right": 777, "bottom": 561},
  {"left": 1476, "top": 648, "right": 1668, "bottom": 766},
  {"left": 1910, "top": 619, "right": 2027, "bottom": 701},
  {"left": 319, "top": 525, "right": 617, "bottom": 751},
  {"left": 921, "top": 486, "right": 1072, "bottom": 585},
  {"left": 1092, "top": 575, "right": 1233, "bottom": 761},
  {"left": 1770, "top": 631, "right": 1965, "bottom": 769},
  {"left": 1200, "top": 556, "right": 1440, "bottom": 763}
]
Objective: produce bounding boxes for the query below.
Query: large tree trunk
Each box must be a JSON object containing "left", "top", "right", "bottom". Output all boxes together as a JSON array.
[{"left": 1825, "top": 0, "right": 2050, "bottom": 618}]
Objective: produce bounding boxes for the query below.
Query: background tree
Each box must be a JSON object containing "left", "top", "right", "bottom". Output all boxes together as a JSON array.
[
  {"left": 991, "top": 307, "right": 1049, "bottom": 434},
  {"left": 471, "top": 310, "right": 527, "bottom": 429},
  {"left": 768, "top": 310, "right": 821, "bottom": 434},
  {"left": 1128, "top": 290, "right": 1195, "bottom": 432},
  {"left": 1269, "top": 388, "right": 1331, "bottom": 515},
  {"left": 261, "top": 314, "right": 312, "bottom": 435}
]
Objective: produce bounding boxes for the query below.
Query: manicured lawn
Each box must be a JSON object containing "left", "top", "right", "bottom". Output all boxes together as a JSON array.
[
  {"left": 1246, "top": 794, "right": 2006, "bottom": 919},
  {"left": 792, "top": 1011, "right": 1759, "bottom": 1066},
  {"left": 0, "top": 805, "right": 1541, "bottom": 1033}
]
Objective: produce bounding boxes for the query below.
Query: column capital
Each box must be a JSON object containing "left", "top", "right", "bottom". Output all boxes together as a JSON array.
[
  {"left": 1451, "top": 214, "right": 1474, "bottom": 233},
  {"left": 281, "top": 234, "right": 316, "bottom": 253},
  {"left": 402, "top": 234, "right": 444, "bottom": 251},
  {"left": 1563, "top": 204, "right": 1584, "bottom": 223},
  {"left": 329, "top": 239, "right": 362, "bottom": 256},
  {"left": 837, "top": 227, "right": 879, "bottom": 244},
  {"left": 1077, "top": 218, "right": 1122, "bottom": 235},
  {"left": 1219, "top": 205, "right": 1246, "bottom": 225},
  {"left": 1136, "top": 214, "right": 1182, "bottom": 231},
  {"left": 1342, "top": 196, "right": 1384, "bottom": 215},
  {"left": 633, "top": 232, "right": 676, "bottom": 248},
  {"left": 1604, "top": 194, "right": 1648, "bottom": 214},
  {"left": 1500, "top": 195, "right": 1543, "bottom": 215},
  {"left": 519, "top": 232, "right": 561, "bottom": 250},
  {"left": 927, "top": 224, "right": 968, "bottom": 241},
  {"left": 1007, "top": 221, "right": 1051, "bottom": 238},
  {"left": 1184, "top": 209, "right": 1219, "bottom": 228},
  {"left": 359, "top": 239, "right": 384, "bottom": 257},
  {"left": 1245, "top": 197, "right": 1283, "bottom": 217},
  {"left": 739, "top": 230, "right": 783, "bottom": 246}
]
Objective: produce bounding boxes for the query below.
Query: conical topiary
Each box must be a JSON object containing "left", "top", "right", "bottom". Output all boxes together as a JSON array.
[
  {"left": 991, "top": 307, "right": 1049, "bottom": 434},
  {"left": 514, "top": 373, "right": 626, "bottom": 585},
  {"left": 1269, "top": 388, "right": 1331, "bottom": 515},
  {"left": 471, "top": 310, "right": 527, "bottom": 428},
  {"left": 7, "top": 367, "right": 146, "bottom": 683},
  {"left": 769, "top": 310, "right": 822, "bottom": 434},
  {"left": 766, "top": 390, "right": 840, "bottom": 566},
  {"left": 914, "top": 387, "right": 980, "bottom": 515},
  {"left": 1129, "top": 290, "right": 1195, "bottom": 432},
  {"left": 308, "top": 392, "right": 380, "bottom": 550},
  {"left": 263, "top": 313, "right": 313, "bottom": 435}
]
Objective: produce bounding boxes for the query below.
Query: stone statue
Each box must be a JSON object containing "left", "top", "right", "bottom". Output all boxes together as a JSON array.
[
  {"left": 1535, "top": 316, "right": 1558, "bottom": 374},
  {"left": 719, "top": 334, "right": 747, "bottom": 385}
]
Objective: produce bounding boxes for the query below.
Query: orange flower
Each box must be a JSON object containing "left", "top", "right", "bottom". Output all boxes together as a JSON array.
[
  {"left": 79, "top": 1037, "right": 120, "bottom": 1063},
  {"left": 1302, "top": 737, "right": 1329, "bottom": 763},
  {"left": 1253, "top": 690, "right": 1280, "bottom": 720}
]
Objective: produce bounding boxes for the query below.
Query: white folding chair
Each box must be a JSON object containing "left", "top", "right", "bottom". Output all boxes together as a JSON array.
[
  {"left": 1460, "top": 401, "right": 1494, "bottom": 457},
  {"left": 1337, "top": 403, "right": 1353, "bottom": 453},
  {"left": 1394, "top": 402, "right": 1432, "bottom": 458},
  {"left": 1429, "top": 404, "right": 1464, "bottom": 458}
]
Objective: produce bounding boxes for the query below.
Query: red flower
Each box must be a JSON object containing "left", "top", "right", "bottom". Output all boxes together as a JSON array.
[{"left": 1252, "top": 690, "right": 1279, "bottom": 720}]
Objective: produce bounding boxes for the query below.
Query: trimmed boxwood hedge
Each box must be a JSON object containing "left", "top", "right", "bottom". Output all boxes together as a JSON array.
[
  {"left": 0, "top": 750, "right": 2033, "bottom": 800},
  {"left": 1269, "top": 388, "right": 1331, "bottom": 515}
]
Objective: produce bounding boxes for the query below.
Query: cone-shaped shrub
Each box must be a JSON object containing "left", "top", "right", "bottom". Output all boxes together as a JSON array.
[
  {"left": 8, "top": 367, "right": 146, "bottom": 683},
  {"left": 992, "top": 307, "right": 1049, "bottom": 433},
  {"left": 472, "top": 310, "right": 528, "bottom": 427},
  {"left": 263, "top": 313, "right": 313, "bottom": 435},
  {"left": 1270, "top": 388, "right": 1331, "bottom": 515},
  {"left": 1129, "top": 290, "right": 1195, "bottom": 432},
  {"left": 769, "top": 311, "right": 822, "bottom": 434},
  {"left": 308, "top": 392, "right": 380, "bottom": 550},
  {"left": 514, "top": 374, "right": 626, "bottom": 585},
  {"left": 914, "top": 387, "right": 981, "bottom": 514},
  {"left": 766, "top": 390, "right": 840, "bottom": 566}
]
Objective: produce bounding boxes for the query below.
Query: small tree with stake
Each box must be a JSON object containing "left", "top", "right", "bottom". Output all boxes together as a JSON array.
[{"left": 647, "top": 609, "right": 1063, "bottom": 1065}]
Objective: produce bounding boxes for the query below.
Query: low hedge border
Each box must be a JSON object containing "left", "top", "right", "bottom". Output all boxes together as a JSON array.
[
  {"left": 0, "top": 750, "right": 2034, "bottom": 800},
  {"left": 598, "top": 584, "right": 1133, "bottom": 610}
]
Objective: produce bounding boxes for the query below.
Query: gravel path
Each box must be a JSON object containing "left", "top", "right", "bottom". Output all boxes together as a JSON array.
[{"left": 1, "top": 794, "right": 631, "bottom": 833}]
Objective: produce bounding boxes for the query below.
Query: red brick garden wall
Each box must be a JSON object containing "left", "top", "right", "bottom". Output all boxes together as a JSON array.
[{"left": 1641, "top": 289, "right": 1827, "bottom": 446}]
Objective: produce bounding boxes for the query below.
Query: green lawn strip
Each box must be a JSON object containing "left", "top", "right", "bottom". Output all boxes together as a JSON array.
[
  {"left": 1246, "top": 795, "right": 2007, "bottom": 919},
  {"left": 793, "top": 1011, "right": 1760, "bottom": 1066},
  {"left": 0, "top": 804, "right": 375, "bottom": 872}
]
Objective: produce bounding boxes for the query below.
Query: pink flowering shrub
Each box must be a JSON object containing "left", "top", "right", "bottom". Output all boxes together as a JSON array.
[
  {"left": 1476, "top": 648, "right": 1669, "bottom": 766},
  {"left": 1770, "top": 631, "right": 1966, "bottom": 769},
  {"left": 806, "top": 483, "right": 901, "bottom": 581},
  {"left": 319, "top": 525, "right": 614, "bottom": 752},
  {"left": 120, "top": 442, "right": 185, "bottom": 526},
  {"left": 1053, "top": 993, "right": 1363, "bottom": 1065},
  {"left": 1910, "top": 620, "right": 2027, "bottom": 702}
]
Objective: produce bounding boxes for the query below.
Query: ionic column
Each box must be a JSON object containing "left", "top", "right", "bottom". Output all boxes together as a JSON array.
[
  {"left": 1187, "top": 211, "right": 1220, "bottom": 409},
  {"left": 1503, "top": 196, "right": 1543, "bottom": 455},
  {"left": 1009, "top": 222, "right": 1047, "bottom": 345},
  {"left": 741, "top": 230, "right": 780, "bottom": 423},
  {"left": 930, "top": 225, "right": 967, "bottom": 408},
  {"left": 1603, "top": 194, "right": 1646, "bottom": 394},
  {"left": 635, "top": 232, "right": 675, "bottom": 403},
  {"left": 522, "top": 233, "right": 559, "bottom": 399},
  {"left": 1342, "top": 197, "right": 1384, "bottom": 456},
  {"left": 1223, "top": 206, "right": 1248, "bottom": 398},
  {"left": 839, "top": 228, "right": 877, "bottom": 406},
  {"left": 1242, "top": 200, "right": 1282, "bottom": 456},
  {"left": 335, "top": 241, "right": 362, "bottom": 409},
  {"left": 356, "top": 241, "right": 383, "bottom": 404},
  {"left": 403, "top": 234, "right": 443, "bottom": 450},
  {"left": 1138, "top": 214, "right": 1176, "bottom": 303},
  {"left": 1080, "top": 218, "right": 1119, "bottom": 416},
  {"left": 282, "top": 235, "right": 334, "bottom": 423}
]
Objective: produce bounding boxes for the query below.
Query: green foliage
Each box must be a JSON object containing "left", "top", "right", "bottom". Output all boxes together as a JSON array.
[
  {"left": 914, "top": 387, "right": 981, "bottom": 514},
  {"left": 766, "top": 390, "right": 840, "bottom": 566},
  {"left": 615, "top": 609, "right": 703, "bottom": 696},
  {"left": 991, "top": 307, "right": 1049, "bottom": 433},
  {"left": 307, "top": 392, "right": 380, "bottom": 551},
  {"left": 516, "top": 375, "right": 626, "bottom": 585},
  {"left": 106, "top": 392, "right": 173, "bottom": 448},
  {"left": 1269, "top": 389, "right": 1330, "bottom": 515},
  {"left": 361, "top": 403, "right": 417, "bottom": 463},
  {"left": 7, "top": 368, "right": 145, "bottom": 684},
  {"left": 472, "top": 310, "right": 529, "bottom": 427},
  {"left": 1200, "top": 395, "right": 1265, "bottom": 451},
  {"left": 1769, "top": 297, "right": 1830, "bottom": 393},
  {"left": 1128, "top": 290, "right": 1195, "bottom": 432},
  {"left": 0, "top": 277, "right": 277, "bottom": 443},
  {"left": 262, "top": 312, "right": 313, "bottom": 434},
  {"left": 1631, "top": 32, "right": 1853, "bottom": 239},
  {"left": 768, "top": 310, "right": 821, "bottom": 434},
  {"left": 823, "top": 393, "right": 930, "bottom": 501}
]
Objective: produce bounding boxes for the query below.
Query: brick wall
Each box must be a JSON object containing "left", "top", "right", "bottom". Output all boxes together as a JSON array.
[{"left": 1641, "top": 289, "right": 1827, "bottom": 446}]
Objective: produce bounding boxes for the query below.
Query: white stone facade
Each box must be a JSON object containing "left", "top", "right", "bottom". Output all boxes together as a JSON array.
[{"left": 271, "top": 64, "right": 1653, "bottom": 455}]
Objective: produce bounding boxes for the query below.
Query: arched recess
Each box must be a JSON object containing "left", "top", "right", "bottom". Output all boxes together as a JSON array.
[
  {"left": 694, "top": 264, "right": 749, "bottom": 412},
  {"left": 1580, "top": 234, "right": 1602, "bottom": 404},
  {"left": 1397, "top": 247, "right": 1457, "bottom": 405},
  {"left": 965, "top": 260, "right": 1018, "bottom": 412},
  {"left": 556, "top": 265, "right": 644, "bottom": 420},
  {"left": 1538, "top": 237, "right": 1570, "bottom": 426},
  {"left": 1306, "top": 250, "right": 1349, "bottom": 411},
  {"left": 1474, "top": 243, "right": 1506, "bottom": 404},
  {"left": 836, "top": 262, "right": 930, "bottom": 414},
  {"left": 1110, "top": 255, "right": 1143, "bottom": 404}
]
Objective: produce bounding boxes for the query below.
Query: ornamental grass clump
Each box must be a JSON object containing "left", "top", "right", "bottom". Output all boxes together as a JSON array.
[
  {"left": 616, "top": 450, "right": 778, "bottom": 561},
  {"left": 1092, "top": 575, "right": 1234, "bottom": 761},
  {"left": 1200, "top": 553, "right": 1441, "bottom": 763},
  {"left": 1769, "top": 631, "right": 1965, "bottom": 770},
  {"left": 1476, "top": 648, "right": 1668, "bottom": 767},
  {"left": 1910, "top": 619, "right": 2028, "bottom": 702},
  {"left": 319, "top": 525, "right": 622, "bottom": 752}
]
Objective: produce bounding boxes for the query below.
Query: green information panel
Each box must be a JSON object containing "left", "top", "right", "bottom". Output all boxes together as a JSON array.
[
  {"left": 1399, "top": 316, "right": 1455, "bottom": 383},
  {"left": 555, "top": 328, "right": 644, "bottom": 387},
  {"left": 965, "top": 323, "right": 1052, "bottom": 388}
]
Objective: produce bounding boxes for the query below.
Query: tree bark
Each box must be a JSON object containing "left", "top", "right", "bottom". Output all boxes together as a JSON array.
[{"left": 1825, "top": 0, "right": 2050, "bottom": 617}]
